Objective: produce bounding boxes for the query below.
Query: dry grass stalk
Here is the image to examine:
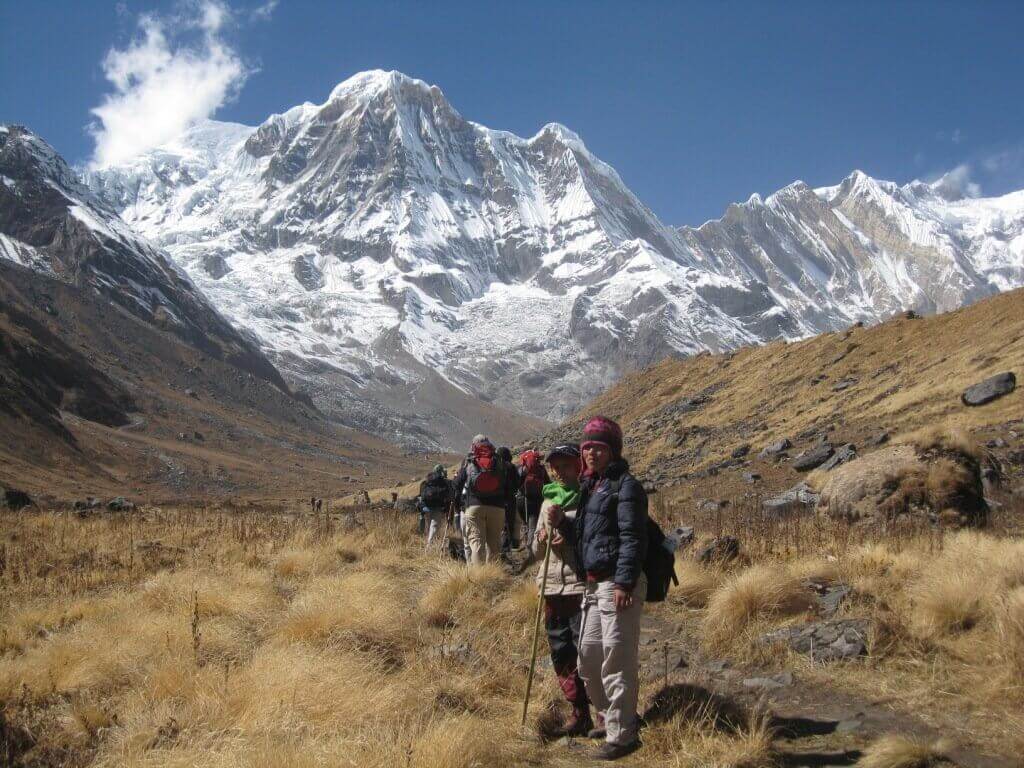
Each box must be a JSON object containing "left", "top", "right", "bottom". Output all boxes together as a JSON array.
[{"left": 856, "top": 734, "right": 952, "bottom": 768}]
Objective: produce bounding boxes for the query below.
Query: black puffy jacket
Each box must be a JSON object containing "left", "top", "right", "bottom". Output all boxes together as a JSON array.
[{"left": 565, "top": 459, "right": 648, "bottom": 588}]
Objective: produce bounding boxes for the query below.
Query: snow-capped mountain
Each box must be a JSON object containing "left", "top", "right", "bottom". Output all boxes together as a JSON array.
[
  {"left": 80, "top": 71, "right": 1024, "bottom": 448},
  {"left": 0, "top": 124, "right": 289, "bottom": 393}
]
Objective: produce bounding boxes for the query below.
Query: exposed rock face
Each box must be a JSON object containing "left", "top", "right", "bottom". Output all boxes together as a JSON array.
[
  {"left": 759, "top": 439, "right": 792, "bottom": 459},
  {"left": 819, "top": 443, "right": 857, "bottom": 472},
  {"left": 763, "top": 483, "right": 820, "bottom": 516},
  {"left": 962, "top": 372, "right": 1016, "bottom": 406},
  {"left": 793, "top": 442, "right": 835, "bottom": 471},
  {"left": 75, "top": 71, "right": 1024, "bottom": 449},
  {"left": 0, "top": 125, "right": 290, "bottom": 395}
]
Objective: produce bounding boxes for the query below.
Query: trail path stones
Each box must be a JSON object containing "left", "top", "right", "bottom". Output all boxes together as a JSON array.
[{"left": 761, "top": 619, "right": 869, "bottom": 663}]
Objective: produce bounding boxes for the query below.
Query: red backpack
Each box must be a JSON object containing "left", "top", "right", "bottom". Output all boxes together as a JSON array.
[
  {"left": 519, "top": 450, "right": 548, "bottom": 495},
  {"left": 466, "top": 443, "right": 504, "bottom": 497}
]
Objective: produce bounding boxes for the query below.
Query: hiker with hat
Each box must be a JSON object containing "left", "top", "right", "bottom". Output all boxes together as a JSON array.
[
  {"left": 548, "top": 416, "right": 648, "bottom": 760},
  {"left": 417, "top": 464, "right": 453, "bottom": 549},
  {"left": 531, "top": 443, "right": 593, "bottom": 736},
  {"left": 453, "top": 435, "right": 514, "bottom": 565}
]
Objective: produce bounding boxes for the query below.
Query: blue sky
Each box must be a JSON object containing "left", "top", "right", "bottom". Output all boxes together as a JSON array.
[{"left": 3, "top": 0, "right": 1023, "bottom": 225}]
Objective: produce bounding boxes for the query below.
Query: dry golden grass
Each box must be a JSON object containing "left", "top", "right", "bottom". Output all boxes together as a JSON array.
[
  {"left": 671, "top": 561, "right": 726, "bottom": 608},
  {"left": 2, "top": 507, "right": 782, "bottom": 767},
  {"left": 702, "top": 564, "right": 814, "bottom": 654},
  {"left": 642, "top": 706, "right": 776, "bottom": 768},
  {"left": 856, "top": 735, "right": 952, "bottom": 768},
  {"left": 5, "top": 502, "right": 1024, "bottom": 766}
]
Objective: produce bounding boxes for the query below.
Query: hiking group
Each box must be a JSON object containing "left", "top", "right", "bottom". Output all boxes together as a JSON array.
[{"left": 414, "top": 416, "right": 677, "bottom": 761}]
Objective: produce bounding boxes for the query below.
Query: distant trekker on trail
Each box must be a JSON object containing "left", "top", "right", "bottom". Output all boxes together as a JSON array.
[
  {"left": 497, "top": 446, "right": 521, "bottom": 554},
  {"left": 453, "top": 435, "right": 514, "bottom": 565},
  {"left": 548, "top": 416, "right": 648, "bottom": 761},
  {"left": 518, "top": 448, "right": 550, "bottom": 549},
  {"left": 532, "top": 443, "right": 593, "bottom": 737},
  {"left": 417, "top": 464, "right": 452, "bottom": 549}
]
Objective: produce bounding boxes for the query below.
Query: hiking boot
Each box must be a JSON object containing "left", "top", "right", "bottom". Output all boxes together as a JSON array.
[
  {"left": 556, "top": 709, "right": 593, "bottom": 738},
  {"left": 586, "top": 713, "right": 606, "bottom": 739},
  {"left": 592, "top": 740, "right": 640, "bottom": 761}
]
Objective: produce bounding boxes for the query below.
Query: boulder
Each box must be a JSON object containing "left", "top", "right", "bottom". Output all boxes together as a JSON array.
[
  {"left": 107, "top": 496, "right": 137, "bottom": 512},
  {"left": 962, "top": 372, "right": 1016, "bottom": 406},
  {"left": 731, "top": 444, "right": 751, "bottom": 459},
  {"left": 819, "top": 443, "right": 857, "bottom": 472},
  {"left": 672, "top": 526, "right": 696, "bottom": 548},
  {"left": 761, "top": 619, "right": 869, "bottom": 662},
  {"left": 743, "top": 472, "right": 762, "bottom": 484},
  {"left": 759, "top": 438, "right": 792, "bottom": 459},
  {"left": 832, "top": 377, "right": 858, "bottom": 392},
  {"left": 816, "top": 444, "right": 988, "bottom": 526},
  {"left": 2, "top": 488, "right": 33, "bottom": 511},
  {"left": 697, "top": 499, "right": 726, "bottom": 515},
  {"left": 793, "top": 443, "right": 834, "bottom": 471},
  {"left": 763, "top": 483, "right": 820, "bottom": 517},
  {"left": 804, "top": 580, "right": 853, "bottom": 617},
  {"left": 697, "top": 536, "right": 740, "bottom": 565}
]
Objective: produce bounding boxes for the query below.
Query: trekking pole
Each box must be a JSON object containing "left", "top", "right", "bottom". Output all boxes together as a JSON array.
[{"left": 521, "top": 513, "right": 554, "bottom": 726}]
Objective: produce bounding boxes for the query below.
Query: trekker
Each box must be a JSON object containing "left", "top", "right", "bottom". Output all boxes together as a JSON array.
[
  {"left": 532, "top": 444, "right": 592, "bottom": 736},
  {"left": 497, "top": 447, "right": 520, "bottom": 554},
  {"left": 453, "top": 435, "right": 513, "bottom": 565},
  {"left": 549, "top": 416, "right": 648, "bottom": 761},
  {"left": 418, "top": 464, "right": 452, "bottom": 549},
  {"left": 519, "top": 448, "right": 550, "bottom": 548}
]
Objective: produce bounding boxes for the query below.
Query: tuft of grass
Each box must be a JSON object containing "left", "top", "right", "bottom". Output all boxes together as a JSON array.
[
  {"left": 417, "top": 562, "right": 507, "bottom": 627},
  {"left": 856, "top": 735, "right": 951, "bottom": 768},
  {"left": 702, "top": 565, "right": 814, "bottom": 653},
  {"left": 995, "top": 586, "right": 1024, "bottom": 686},
  {"left": 672, "top": 561, "right": 726, "bottom": 608}
]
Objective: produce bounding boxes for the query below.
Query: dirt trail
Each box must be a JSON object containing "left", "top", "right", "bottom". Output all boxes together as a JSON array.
[{"left": 629, "top": 610, "right": 1020, "bottom": 768}]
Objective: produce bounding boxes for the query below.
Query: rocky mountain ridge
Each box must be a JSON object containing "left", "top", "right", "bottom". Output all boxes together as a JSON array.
[{"left": 19, "top": 71, "right": 1024, "bottom": 449}]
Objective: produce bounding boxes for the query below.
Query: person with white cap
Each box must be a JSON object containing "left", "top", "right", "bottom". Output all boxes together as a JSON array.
[{"left": 453, "top": 435, "right": 514, "bottom": 564}]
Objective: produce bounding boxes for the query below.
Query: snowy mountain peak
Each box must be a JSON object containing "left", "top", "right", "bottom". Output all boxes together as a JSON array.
[{"left": 78, "top": 77, "right": 1024, "bottom": 449}]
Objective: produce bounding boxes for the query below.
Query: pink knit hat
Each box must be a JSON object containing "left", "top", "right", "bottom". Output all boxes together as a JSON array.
[{"left": 581, "top": 416, "right": 623, "bottom": 459}]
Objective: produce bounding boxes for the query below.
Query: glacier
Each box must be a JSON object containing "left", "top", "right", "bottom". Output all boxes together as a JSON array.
[{"left": 70, "top": 70, "right": 1024, "bottom": 449}]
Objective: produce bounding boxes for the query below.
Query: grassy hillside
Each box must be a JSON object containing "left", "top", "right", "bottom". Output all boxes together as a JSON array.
[{"left": 537, "top": 288, "right": 1023, "bottom": 517}]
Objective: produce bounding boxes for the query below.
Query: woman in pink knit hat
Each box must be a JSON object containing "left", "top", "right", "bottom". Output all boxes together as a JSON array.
[{"left": 549, "top": 415, "right": 648, "bottom": 761}]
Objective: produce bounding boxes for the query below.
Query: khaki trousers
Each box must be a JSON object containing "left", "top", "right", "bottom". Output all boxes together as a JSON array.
[
  {"left": 578, "top": 576, "right": 646, "bottom": 746},
  {"left": 463, "top": 504, "right": 505, "bottom": 565}
]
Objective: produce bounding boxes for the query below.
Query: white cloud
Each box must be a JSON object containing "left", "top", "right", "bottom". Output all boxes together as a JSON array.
[
  {"left": 929, "top": 163, "right": 981, "bottom": 201},
  {"left": 251, "top": 0, "right": 279, "bottom": 21},
  {"left": 87, "top": 1, "right": 255, "bottom": 168}
]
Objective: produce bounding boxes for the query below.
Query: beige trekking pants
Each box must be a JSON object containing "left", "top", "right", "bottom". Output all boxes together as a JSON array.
[
  {"left": 463, "top": 504, "right": 505, "bottom": 565},
  {"left": 578, "top": 576, "right": 647, "bottom": 746}
]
